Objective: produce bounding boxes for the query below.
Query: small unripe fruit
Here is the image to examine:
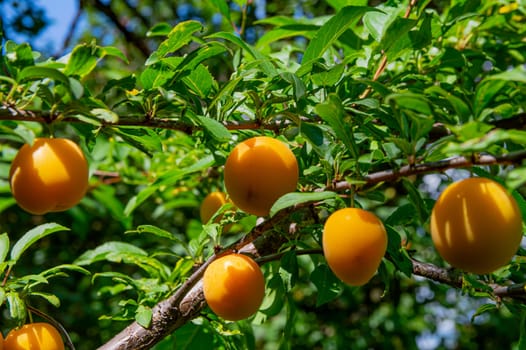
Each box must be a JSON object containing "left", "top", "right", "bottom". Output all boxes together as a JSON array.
[
  {"left": 322, "top": 208, "right": 387, "bottom": 286},
  {"left": 200, "top": 191, "right": 229, "bottom": 224},
  {"left": 203, "top": 253, "right": 265, "bottom": 321},
  {"left": 224, "top": 136, "right": 299, "bottom": 217},
  {"left": 430, "top": 177, "right": 523, "bottom": 274}
]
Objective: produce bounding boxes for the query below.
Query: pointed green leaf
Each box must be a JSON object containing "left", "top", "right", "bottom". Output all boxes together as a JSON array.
[
  {"left": 40, "top": 264, "right": 91, "bottom": 279},
  {"left": 10, "top": 223, "right": 70, "bottom": 263},
  {"left": 18, "top": 66, "right": 70, "bottom": 87},
  {"left": 310, "top": 264, "right": 343, "bottom": 306},
  {"left": 124, "top": 155, "right": 215, "bottom": 216},
  {"left": 207, "top": 31, "right": 277, "bottom": 77},
  {"left": 315, "top": 94, "right": 359, "bottom": 158},
  {"left": 147, "top": 22, "right": 172, "bottom": 37},
  {"left": 471, "top": 303, "right": 497, "bottom": 322},
  {"left": 302, "top": 6, "right": 375, "bottom": 63},
  {"left": 385, "top": 226, "right": 413, "bottom": 277},
  {"left": 0, "top": 287, "right": 5, "bottom": 306},
  {"left": 183, "top": 64, "right": 214, "bottom": 98},
  {"left": 128, "top": 225, "right": 191, "bottom": 256},
  {"left": 7, "top": 291, "right": 26, "bottom": 323},
  {"left": 32, "top": 292, "right": 61, "bottom": 308},
  {"left": 114, "top": 127, "right": 163, "bottom": 156},
  {"left": 135, "top": 304, "right": 153, "bottom": 328},
  {"left": 210, "top": 0, "right": 231, "bottom": 21},
  {"left": 148, "top": 20, "right": 203, "bottom": 62},
  {"left": 0, "top": 233, "right": 9, "bottom": 265},
  {"left": 75, "top": 241, "right": 148, "bottom": 266},
  {"left": 195, "top": 115, "right": 231, "bottom": 142},
  {"left": 280, "top": 72, "right": 306, "bottom": 101},
  {"left": 270, "top": 191, "right": 338, "bottom": 217},
  {"left": 64, "top": 44, "right": 101, "bottom": 77}
]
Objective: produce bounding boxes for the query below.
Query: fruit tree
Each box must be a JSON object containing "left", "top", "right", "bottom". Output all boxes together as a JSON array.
[{"left": 0, "top": 1, "right": 526, "bottom": 349}]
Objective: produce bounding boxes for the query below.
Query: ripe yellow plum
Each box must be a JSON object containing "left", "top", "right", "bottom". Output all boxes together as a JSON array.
[
  {"left": 202, "top": 253, "right": 265, "bottom": 321},
  {"left": 224, "top": 136, "right": 298, "bottom": 216},
  {"left": 430, "top": 177, "right": 523, "bottom": 274},
  {"left": 9, "top": 138, "right": 89, "bottom": 215},
  {"left": 322, "top": 208, "right": 388, "bottom": 286}
]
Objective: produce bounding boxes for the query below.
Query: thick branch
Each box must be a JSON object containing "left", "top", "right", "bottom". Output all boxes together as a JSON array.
[
  {"left": 329, "top": 150, "right": 526, "bottom": 191},
  {"left": 0, "top": 107, "right": 297, "bottom": 133},
  {"left": 97, "top": 209, "right": 293, "bottom": 350}
]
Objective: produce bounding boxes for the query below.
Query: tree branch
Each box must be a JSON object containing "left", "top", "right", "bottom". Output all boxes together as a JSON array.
[
  {"left": 98, "top": 212, "right": 293, "bottom": 350},
  {"left": 328, "top": 150, "right": 526, "bottom": 191},
  {"left": 97, "top": 194, "right": 526, "bottom": 349}
]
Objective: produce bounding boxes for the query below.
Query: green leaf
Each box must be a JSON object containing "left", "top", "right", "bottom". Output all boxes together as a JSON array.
[
  {"left": 310, "top": 263, "right": 343, "bottom": 306},
  {"left": 382, "top": 18, "right": 418, "bottom": 60},
  {"left": 91, "top": 108, "right": 119, "bottom": 123},
  {"left": 102, "top": 46, "right": 128, "bottom": 62},
  {"left": 147, "top": 22, "right": 173, "bottom": 37},
  {"left": 507, "top": 168, "right": 526, "bottom": 191},
  {"left": 426, "top": 86, "right": 471, "bottom": 121},
  {"left": 210, "top": 0, "right": 231, "bottom": 21},
  {"left": 474, "top": 80, "right": 507, "bottom": 117},
  {"left": 124, "top": 155, "right": 215, "bottom": 216},
  {"left": 128, "top": 225, "right": 191, "bottom": 256},
  {"left": 445, "top": 129, "right": 526, "bottom": 153},
  {"left": 148, "top": 20, "right": 203, "bottom": 62},
  {"left": 195, "top": 115, "right": 231, "bottom": 142},
  {"left": 183, "top": 64, "right": 215, "bottom": 98},
  {"left": 135, "top": 304, "right": 153, "bottom": 328},
  {"left": 471, "top": 303, "right": 497, "bottom": 322},
  {"left": 483, "top": 65, "right": 526, "bottom": 83},
  {"left": 32, "top": 292, "right": 61, "bottom": 308},
  {"left": 280, "top": 72, "right": 306, "bottom": 101},
  {"left": 303, "top": 6, "right": 375, "bottom": 63},
  {"left": 174, "top": 322, "right": 215, "bottom": 349},
  {"left": 260, "top": 273, "right": 286, "bottom": 317},
  {"left": 270, "top": 191, "right": 338, "bottom": 217},
  {"left": 64, "top": 44, "right": 100, "bottom": 77},
  {"left": 475, "top": 66, "right": 526, "bottom": 117},
  {"left": 315, "top": 94, "right": 359, "bottom": 159},
  {"left": 10, "top": 223, "right": 70, "bottom": 263},
  {"left": 7, "top": 291, "right": 26, "bottom": 324},
  {"left": 4, "top": 41, "right": 34, "bottom": 77},
  {"left": 0, "top": 233, "right": 9, "bottom": 265},
  {"left": 40, "top": 264, "right": 91, "bottom": 279},
  {"left": 139, "top": 62, "right": 175, "bottom": 89},
  {"left": 402, "top": 178, "right": 428, "bottom": 224},
  {"left": 75, "top": 241, "right": 148, "bottom": 266},
  {"left": 327, "top": 0, "right": 367, "bottom": 11},
  {"left": 385, "top": 226, "right": 413, "bottom": 277},
  {"left": 311, "top": 63, "right": 345, "bottom": 87},
  {"left": 113, "top": 127, "right": 163, "bottom": 156},
  {"left": 256, "top": 20, "right": 318, "bottom": 50},
  {"left": 18, "top": 66, "right": 71, "bottom": 87},
  {"left": 0, "top": 287, "right": 5, "bottom": 307},
  {"left": 279, "top": 251, "right": 299, "bottom": 290},
  {"left": 207, "top": 31, "right": 277, "bottom": 77}
]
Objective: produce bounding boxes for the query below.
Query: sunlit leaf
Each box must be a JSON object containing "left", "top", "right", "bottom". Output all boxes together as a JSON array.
[
  {"left": 270, "top": 191, "right": 338, "bottom": 217},
  {"left": 303, "top": 6, "right": 375, "bottom": 63}
]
